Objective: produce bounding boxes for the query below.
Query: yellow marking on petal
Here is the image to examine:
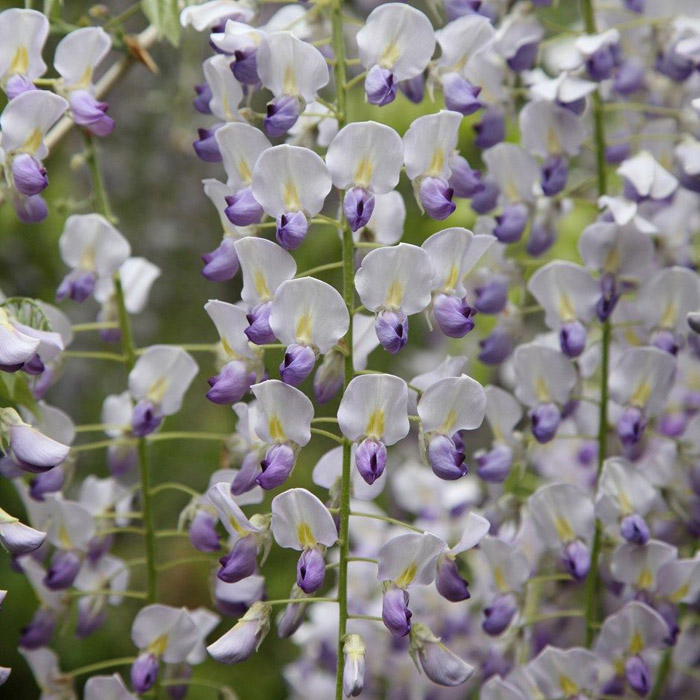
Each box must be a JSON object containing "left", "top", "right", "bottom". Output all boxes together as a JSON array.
[
  {"left": 441, "top": 410, "right": 457, "bottom": 435},
  {"left": 535, "top": 376, "right": 551, "bottom": 403},
  {"left": 630, "top": 381, "right": 651, "bottom": 408},
  {"left": 557, "top": 292, "right": 577, "bottom": 322},
  {"left": 229, "top": 517, "right": 249, "bottom": 537},
  {"left": 79, "top": 247, "right": 96, "bottom": 272},
  {"left": 147, "top": 376, "right": 168, "bottom": 405},
  {"left": 614, "top": 658, "right": 625, "bottom": 675},
  {"left": 58, "top": 525, "right": 72, "bottom": 549},
  {"left": 625, "top": 328, "right": 641, "bottom": 346},
  {"left": 365, "top": 409, "right": 385, "bottom": 440},
  {"left": 444, "top": 264, "right": 460, "bottom": 292},
  {"left": 603, "top": 246, "right": 621, "bottom": 273},
  {"left": 546, "top": 126, "right": 561, "bottom": 155},
  {"left": 75, "top": 65, "right": 94, "bottom": 91},
  {"left": 559, "top": 675, "right": 579, "bottom": 696},
  {"left": 10, "top": 45, "right": 28, "bottom": 75},
  {"left": 148, "top": 634, "right": 169, "bottom": 657},
  {"left": 353, "top": 157, "right": 374, "bottom": 189},
  {"left": 629, "top": 630, "right": 644, "bottom": 655},
  {"left": 221, "top": 338, "right": 238, "bottom": 359},
  {"left": 297, "top": 522, "right": 316, "bottom": 548},
  {"left": 379, "top": 41, "right": 400, "bottom": 68},
  {"left": 669, "top": 582, "right": 689, "bottom": 603},
  {"left": 660, "top": 301, "right": 677, "bottom": 329},
  {"left": 268, "top": 414, "right": 285, "bottom": 442},
  {"left": 504, "top": 178, "right": 520, "bottom": 202},
  {"left": 427, "top": 149, "right": 444, "bottom": 177},
  {"left": 238, "top": 158, "right": 252, "bottom": 184},
  {"left": 254, "top": 269, "right": 271, "bottom": 300},
  {"left": 637, "top": 567, "right": 653, "bottom": 589},
  {"left": 493, "top": 566, "right": 507, "bottom": 592},
  {"left": 618, "top": 491, "right": 633, "bottom": 516},
  {"left": 554, "top": 516, "right": 574, "bottom": 542},
  {"left": 22, "top": 128, "right": 43, "bottom": 155},
  {"left": 385, "top": 279, "right": 404, "bottom": 308},
  {"left": 282, "top": 64, "right": 297, "bottom": 95},
  {"left": 283, "top": 180, "right": 301, "bottom": 211},
  {"left": 295, "top": 313, "right": 312, "bottom": 345},
  {"left": 395, "top": 561, "right": 417, "bottom": 588}
]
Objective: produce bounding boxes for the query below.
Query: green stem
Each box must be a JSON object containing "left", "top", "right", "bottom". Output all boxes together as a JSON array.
[
  {"left": 67, "top": 656, "right": 137, "bottom": 678},
  {"left": 266, "top": 597, "right": 338, "bottom": 606},
  {"left": 649, "top": 646, "right": 673, "bottom": 700},
  {"left": 310, "top": 427, "right": 346, "bottom": 445},
  {"left": 63, "top": 350, "right": 125, "bottom": 362},
  {"left": 135, "top": 343, "right": 218, "bottom": 355},
  {"left": 350, "top": 511, "right": 423, "bottom": 533},
  {"left": 72, "top": 438, "right": 134, "bottom": 453},
  {"left": 297, "top": 261, "right": 344, "bottom": 277},
  {"left": 147, "top": 431, "right": 230, "bottom": 443},
  {"left": 84, "top": 132, "right": 116, "bottom": 223},
  {"left": 149, "top": 482, "right": 201, "bottom": 499},
  {"left": 156, "top": 556, "right": 215, "bottom": 572},
  {"left": 71, "top": 321, "right": 119, "bottom": 333}
]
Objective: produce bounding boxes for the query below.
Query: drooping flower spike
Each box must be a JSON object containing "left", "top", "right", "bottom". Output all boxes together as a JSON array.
[{"left": 0, "top": 8, "right": 49, "bottom": 98}]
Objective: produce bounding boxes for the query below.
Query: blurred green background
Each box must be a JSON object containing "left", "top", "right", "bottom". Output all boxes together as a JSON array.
[{"left": 0, "top": 1, "right": 587, "bottom": 697}]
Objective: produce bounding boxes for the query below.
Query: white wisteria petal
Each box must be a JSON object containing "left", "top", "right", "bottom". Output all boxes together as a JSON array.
[
  {"left": 609, "top": 347, "right": 675, "bottom": 415},
  {"left": 0, "top": 8, "right": 49, "bottom": 81},
  {"left": 251, "top": 380, "right": 313, "bottom": 446},
  {"left": 636, "top": 266, "right": 700, "bottom": 333},
  {"left": 202, "top": 179, "right": 245, "bottom": 238},
  {"left": 47, "top": 498, "right": 96, "bottom": 551},
  {"left": 119, "top": 258, "right": 162, "bottom": 314},
  {"left": 519, "top": 100, "right": 585, "bottom": 157},
  {"left": 180, "top": 1, "right": 254, "bottom": 31},
  {"left": 403, "top": 111, "right": 462, "bottom": 181},
  {"left": 326, "top": 121, "right": 403, "bottom": 193},
  {"left": 578, "top": 222, "right": 654, "bottom": 280},
  {"left": 352, "top": 313, "right": 381, "bottom": 371},
  {"left": 207, "top": 482, "right": 259, "bottom": 540},
  {"left": 271, "top": 487, "right": 337, "bottom": 549},
  {"left": 483, "top": 143, "right": 539, "bottom": 204},
  {"left": 210, "top": 19, "right": 261, "bottom": 55},
  {"left": 451, "top": 512, "right": 491, "bottom": 554},
  {"left": 186, "top": 608, "right": 222, "bottom": 665},
  {"left": 356, "top": 191, "right": 405, "bottom": 245},
  {"left": 596, "top": 457, "right": 658, "bottom": 525},
  {"left": 417, "top": 374, "right": 487, "bottom": 434},
  {"left": 338, "top": 374, "right": 409, "bottom": 446},
  {"left": 205, "top": 299, "right": 255, "bottom": 360},
  {"left": 529, "top": 483, "right": 595, "bottom": 548},
  {"left": 656, "top": 556, "right": 700, "bottom": 603},
  {"left": 0, "top": 308, "right": 39, "bottom": 366},
  {"left": 377, "top": 532, "right": 446, "bottom": 587},
  {"left": 529, "top": 71, "right": 596, "bottom": 104},
  {"left": 9, "top": 422, "right": 70, "bottom": 473},
  {"left": 203, "top": 54, "right": 243, "bottom": 122},
  {"left": 411, "top": 355, "right": 468, "bottom": 393},
  {"left": 251, "top": 144, "right": 332, "bottom": 217},
  {"left": 215, "top": 122, "right": 271, "bottom": 190},
  {"left": 312, "top": 445, "right": 385, "bottom": 500},
  {"left": 131, "top": 604, "right": 199, "bottom": 663},
  {"left": 436, "top": 14, "right": 495, "bottom": 74},
  {"left": 84, "top": 673, "right": 135, "bottom": 700},
  {"left": 610, "top": 539, "right": 677, "bottom": 590},
  {"left": 617, "top": 151, "right": 678, "bottom": 200},
  {"left": 512, "top": 342, "right": 577, "bottom": 407},
  {"left": 528, "top": 646, "right": 599, "bottom": 700},
  {"left": 595, "top": 601, "right": 669, "bottom": 661},
  {"left": 234, "top": 237, "right": 297, "bottom": 307},
  {"left": 354, "top": 243, "right": 434, "bottom": 315},
  {"left": 484, "top": 386, "right": 522, "bottom": 444},
  {"left": 54, "top": 27, "right": 111, "bottom": 89}
]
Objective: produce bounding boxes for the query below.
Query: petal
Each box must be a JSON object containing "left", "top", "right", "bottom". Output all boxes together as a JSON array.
[
  {"left": 0, "top": 312, "right": 40, "bottom": 365},
  {"left": 529, "top": 483, "right": 595, "bottom": 548},
  {"left": 131, "top": 604, "right": 198, "bottom": 663},
  {"left": 519, "top": 100, "right": 585, "bottom": 157},
  {"left": 84, "top": 673, "right": 135, "bottom": 700},
  {"left": 357, "top": 190, "right": 405, "bottom": 245},
  {"left": 180, "top": 1, "right": 254, "bottom": 31},
  {"left": 377, "top": 532, "right": 447, "bottom": 587},
  {"left": 418, "top": 374, "right": 486, "bottom": 434},
  {"left": 479, "top": 536, "right": 530, "bottom": 592},
  {"left": 450, "top": 512, "right": 491, "bottom": 554},
  {"left": 251, "top": 379, "right": 313, "bottom": 446},
  {"left": 512, "top": 342, "right": 577, "bottom": 407},
  {"left": 215, "top": 122, "right": 271, "bottom": 190},
  {"left": 271, "top": 487, "right": 337, "bottom": 549},
  {"left": 436, "top": 14, "right": 495, "bottom": 74},
  {"left": 203, "top": 54, "right": 243, "bottom": 122},
  {"left": 206, "top": 482, "right": 259, "bottom": 539},
  {"left": 0, "top": 8, "right": 49, "bottom": 81},
  {"left": 54, "top": 27, "right": 111, "bottom": 88},
  {"left": 483, "top": 143, "right": 539, "bottom": 204},
  {"left": 119, "top": 258, "right": 161, "bottom": 314},
  {"left": 47, "top": 498, "right": 96, "bottom": 551},
  {"left": 234, "top": 236, "right": 296, "bottom": 306},
  {"left": 618, "top": 151, "right": 678, "bottom": 199},
  {"left": 403, "top": 110, "right": 462, "bottom": 181},
  {"left": 610, "top": 540, "right": 677, "bottom": 590},
  {"left": 609, "top": 347, "right": 675, "bottom": 415},
  {"left": 578, "top": 222, "right": 654, "bottom": 280},
  {"left": 10, "top": 423, "right": 70, "bottom": 474},
  {"left": 636, "top": 266, "right": 700, "bottom": 333},
  {"left": 205, "top": 299, "right": 255, "bottom": 360},
  {"left": 484, "top": 386, "right": 522, "bottom": 442}
]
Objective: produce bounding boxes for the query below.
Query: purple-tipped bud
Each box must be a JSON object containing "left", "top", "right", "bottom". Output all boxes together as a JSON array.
[
  {"left": 5, "top": 73, "right": 36, "bottom": 99},
  {"left": 436, "top": 555, "right": 470, "bottom": 602},
  {"left": 202, "top": 237, "right": 239, "bottom": 282},
  {"left": 189, "top": 510, "right": 221, "bottom": 553},
  {"left": 382, "top": 586, "right": 412, "bottom": 637},
  {"left": 656, "top": 46, "right": 694, "bottom": 82},
  {"left": 625, "top": 655, "right": 651, "bottom": 696},
  {"left": 365, "top": 65, "right": 397, "bottom": 106},
  {"left": 597, "top": 273, "right": 620, "bottom": 321},
  {"left": 559, "top": 320, "right": 587, "bottom": 357},
  {"left": 232, "top": 47, "right": 259, "bottom": 85},
  {"left": 620, "top": 514, "right": 650, "bottom": 545},
  {"left": 399, "top": 74, "right": 424, "bottom": 103},
  {"left": 343, "top": 634, "right": 366, "bottom": 697},
  {"left": 427, "top": 434, "right": 467, "bottom": 480},
  {"left": 313, "top": 350, "right": 344, "bottom": 404},
  {"left": 131, "top": 652, "right": 159, "bottom": 694},
  {"left": 245, "top": 302, "right": 276, "bottom": 345},
  {"left": 473, "top": 108, "right": 506, "bottom": 150},
  {"left": 561, "top": 540, "right": 590, "bottom": 581},
  {"left": 207, "top": 360, "right": 254, "bottom": 404},
  {"left": 614, "top": 61, "right": 645, "bottom": 94},
  {"left": 276, "top": 211, "right": 308, "bottom": 250},
  {"left": 232, "top": 452, "right": 263, "bottom": 495},
  {"left": 344, "top": 187, "right": 375, "bottom": 232},
  {"left": 494, "top": 203, "right": 529, "bottom": 243},
  {"left": 256, "top": 443, "right": 295, "bottom": 489},
  {"left": 264, "top": 95, "right": 300, "bottom": 137},
  {"left": 651, "top": 329, "right": 681, "bottom": 356},
  {"left": 477, "top": 444, "right": 512, "bottom": 482},
  {"left": 280, "top": 343, "right": 316, "bottom": 386},
  {"left": 207, "top": 602, "right": 271, "bottom": 664},
  {"left": 375, "top": 309, "right": 408, "bottom": 354},
  {"left": 131, "top": 400, "right": 163, "bottom": 437},
  {"left": 530, "top": 403, "right": 561, "bottom": 443},
  {"left": 44, "top": 550, "right": 81, "bottom": 590},
  {"left": 433, "top": 294, "right": 476, "bottom": 338},
  {"left": 478, "top": 328, "right": 513, "bottom": 365},
  {"left": 56, "top": 269, "right": 97, "bottom": 303},
  {"left": 75, "top": 596, "right": 106, "bottom": 639},
  {"left": 444, "top": 0, "right": 483, "bottom": 21},
  {"left": 296, "top": 547, "right": 326, "bottom": 593},
  {"left": 541, "top": 155, "right": 568, "bottom": 196},
  {"left": 69, "top": 90, "right": 115, "bottom": 137},
  {"left": 448, "top": 155, "right": 484, "bottom": 198},
  {"left": 617, "top": 406, "right": 647, "bottom": 447},
  {"left": 482, "top": 594, "right": 517, "bottom": 636},
  {"left": 419, "top": 177, "right": 456, "bottom": 220},
  {"left": 442, "top": 73, "right": 482, "bottom": 115},
  {"left": 193, "top": 83, "right": 213, "bottom": 114},
  {"left": 108, "top": 444, "right": 137, "bottom": 477},
  {"left": 224, "top": 187, "right": 264, "bottom": 226},
  {"left": 14, "top": 194, "right": 48, "bottom": 223},
  {"left": 193, "top": 126, "right": 223, "bottom": 162},
  {"left": 19, "top": 608, "right": 56, "bottom": 649},
  {"left": 586, "top": 45, "right": 618, "bottom": 81},
  {"left": 0, "top": 519, "right": 46, "bottom": 556},
  {"left": 507, "top": 42, "right": 539, "bottom": 72},
  {"left": 22, "top": 354, "right": 44, "bottom": 376},
  {"left": 471, "top": 177, "right": 500, "bottom": 214},
  {"left": 474, "top": 278, "right": 508, "bottom": 314},
  {"left": 218, "top": 536, "right": 258, "bottom": 583},
  {"left": 355, "top": 438, "right": 387, "bottom": 485},
  {"left": 12, "top": 154, "right": 48, "bottom": 196},
  {"left": 87, "top": 534, "right": 113, "bottom": 564},
  {"left": 277, "top": 599, "right": 307, "bottom": 639},
  {"left": 29, "top": 467, "right": 65, "bottom": 501}
]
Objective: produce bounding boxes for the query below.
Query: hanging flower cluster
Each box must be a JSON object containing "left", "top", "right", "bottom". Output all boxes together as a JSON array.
[{"left": 3, "top": 0, "right": 700, "bottom": 699}]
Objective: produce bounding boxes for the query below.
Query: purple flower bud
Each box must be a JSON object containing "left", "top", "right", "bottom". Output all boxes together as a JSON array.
[
  {"left": 365, "top": 65, "right": 397, "bottom": 106},
  {"left": 69, "top": 90, "right": 115, "bottom": 137},
  {"left": 507, "top": 42, "right": 539, "bottom": 72},
  {"left": 614, "top": 61, "right": 645, "bottom": 94},
  {"left": 617, "top": 406, "right": 647, "bottom": 447},
  {"left": 108, "top": 444, "right": 137, "bottom": 477},
  {"left": 478, "top": 328, "right": 513, "bottom": 365},
  {"left": 355, "top": 438, "right": 387, "bottom": 485},
  {"left": 625, "top": 0, "right": 644, "bottom": 11},
  {"left": 427, "top": 434, "right": 467, "bottom": 480},
  {"left": 87, "top": 534, "right": 113, "bottom": 564},
  {"left": 382, "top": 586, "right": 412, "bottom": 637},
  {"left": 561, "top": 540, "right": 590, "bottom": 581},
  {"left": 5, "top": 73, "right": 36, "bottom": 99},
  {"left": 559, "top": 320, "right": 587, "bottom": 357},
  {"left": 218, "top": 536, "right": 258, "bottom": 583},
  {"left": 313, "top": 351, "right": 344, "bottom": 404},
  {"left": 256, "top": 443, "right": 295, "bottom": 489},
  {"left": 189, "top": 510, "right": 221, "bottom": 553},
  {"left": 232, "top": 451, "right": 263, "bottom": 495},
  {"left": 471, "top": 176, "right": 500, "bottom": 214},
  {"left": 344, "top": 187, "right": 375, "bottom": 232},
  {"left": 444, "top": 0, "right": 483, "bottom": 21},
  {"left": 419, "top": 177, "right": 456, "bottom": 220},
  {"left": 474, "top": 277, "right": 508, "bottom": 314},
  {"left": 586, "top": 45, "right": 618, "bottom": 81},
  {"left": 193, "top": 83, "right": 213, "bottom": 114},
  {"left": 29, "top": 466, "right": 65, "bottom": 501},
  {"left": 433, "top": 294, "right": 476, "bottom": 338},
  {"left": 245, "top": 302, "right": 276, "bottom": 345},
  {"left": 224, "top": 187, "right": 264, "bottom": 226},
  {"left": 620, "top": 514, "right": 650, "bottom": 545},
  {"left": 473, "top": 108, "right": 506, "bottom": 150},
  {"left": 19, "top": 608, "right": 56, "bottom": 649},
  {"left": 482, "top": 594, "right": 517, "bottom": 636},
  {"left": 442, "top": 73, "right": 482, "bottom": 116},
  {"left": 398, "top": 74, "right": 424, "bottom": 103},
  {"left": 9, "top": 423, "right": 69, "bottom": 474},
  {"left": 0, "top": 518, "right": 45, "bottom": 556},
  {"left": 276, "top": 211, "right": 308, "bottom": 250},
  {"left": 375, "top": 309, "right": 408, "bottom": 354},
  {"left": 280, "top": 343, "right": 316, "bottom": 386},
  {"left": 207, "top": 602, "right": 271, "bottom": 664},
  {"left": 207, "top": 360, "right": 254, "bottom": 404},
  {"left": 529, "top": 403, "right": 561, "bottom": 443},
  {"left": 277, "top": 599, "right": 307, "bottom": 638},
  {"left": 131, "top": 400, "right": 163, "bottom": 438},
  {"left": 202, "top": 237, "right": 239, "bottom": 282},
  {"left": 477, "top": 444, "right": 512, "bottom": 482},
  {"left": 56, "top": 269, "right": 96, "bottom": 303},
  {"left": 605, "top": 142, "right": 632, "bottom": 164},
  {"left": 656, "top": 46, "right": 694, "bottom": 82},
  {"left": 131, "top": 652, "right": 159, "bottom": 694},
  {"left": 22, "top": 353, "right": 44, "bottom": 376},
  {"left": 264, "top": 95, "right": 300, "bottom": 137},
  {"left": 436, "top": 555, "right": 470, "bottom": 602},
  {"left": 494, "top": 203, "right": 529, "bottom": 243},
  {"left": 558, "top": 96, "right": 586, "bottom": 115},
  {"left": 193, "top": 126, "right": 223, "bottom": 162},
  {"left": 597, "top": 273, "right": 620, "bottom": 321},
  {"left": 12, "top": 154, "right": 48, "bottom": 196},
  {"left": 541, "top": 155, "right": 568, "bottom": 196},
  {"left": 164, "top": 664, "right": 192, "bottom": 700},
  {"left": 14, "top": 193, "right": 48, "bottom": 223},
  {"left": 343, "top": 634, "right": 366, "bottom": 697},
  {"left": 76, "top": 596, "right": 106, "bottom": 638},
  {"left": 296, "top": 547, "right": 326, "bottom": 593},
  {"left": 44, "top": 550, "right": 81, "bottom": 590},
  {"left": 657, "top": 412, "right": 686, "bottom": 438},
  {"left": 448, "top": 155, "right": 484, "bottom": 198},
  {"left": 651, "top": 329, "right": 681, "bottom": 356},
  {"left": 625, "top": 655, "right": 651, "bottom": 696},
  {"left": 232, "top": 47, "right": 259, "bottom": 85}
]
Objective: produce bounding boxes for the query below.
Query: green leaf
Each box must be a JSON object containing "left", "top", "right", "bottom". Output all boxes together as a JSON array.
[
  {"left": 141, "top": 0, "right": 180, "bottom": 46},
  {"left": 0, "top": 372, "right": 38, "bottom": 415}
]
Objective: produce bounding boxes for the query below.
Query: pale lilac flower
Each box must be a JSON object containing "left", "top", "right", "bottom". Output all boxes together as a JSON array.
[
  {"left": 180, "top": 1, "right": 254, "bottom": 32},
  {"left": 207, "top": 601, "right": 271, "bottom": 664},
  {"left": 0, "top": 8, "right": 49, "bottom": 96},
  {"left": 342, "top": 633, "right": 366, "bottom": 697},
  {"left": 409, "top": 622, "right": 475, "bottom": 686},
  {"left": 528, "top": 646, "right": 599, "bottom": 699},
  {"left": 610, "top": 539, "right": 677, "bottom": 592},
  {"left": 618, "top": 151, "right": 678, "bottom": 202},
  {"left": 204, "top": 54, "right": 244, "bottom": 123},
  {"left": 0, "top": 507, "right": 46, "bottom": 555},
  {"left": 85, "top": 673, "right": 135, "bottom": 700}
]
